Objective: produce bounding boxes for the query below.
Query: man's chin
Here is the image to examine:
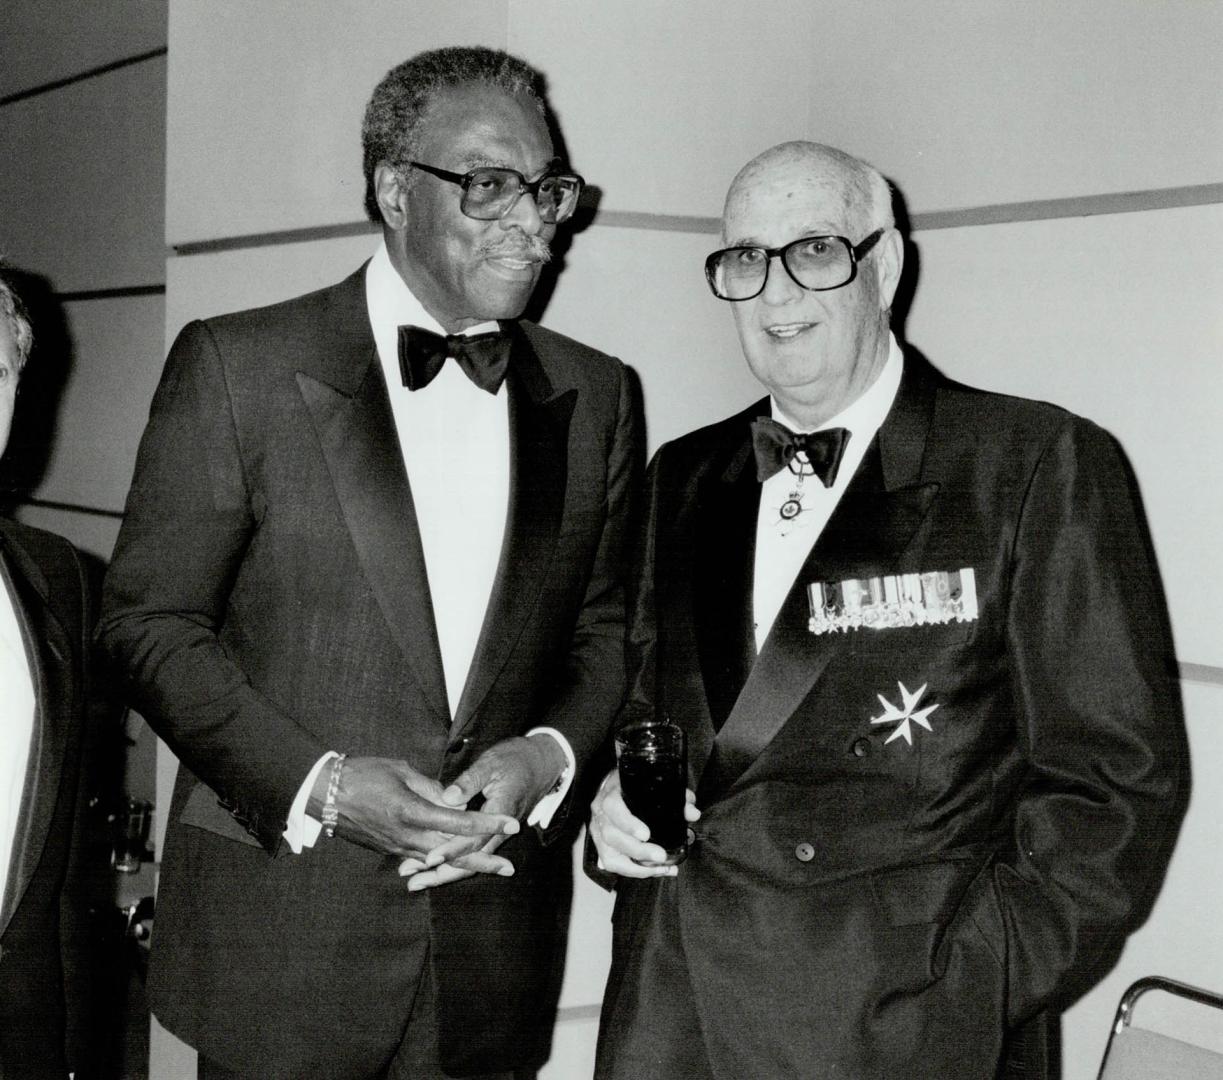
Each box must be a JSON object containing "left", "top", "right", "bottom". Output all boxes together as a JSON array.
[{"left": 473, "top": 278, "right": 540, "bottom": 321}]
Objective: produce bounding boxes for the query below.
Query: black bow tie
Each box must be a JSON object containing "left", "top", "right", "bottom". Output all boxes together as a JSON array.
[
  {"left": 397, "top": 325, "right": 511, "bottom": 394},
  {"left": 750, "top": 417, "right": 851, "bottom": 486}
]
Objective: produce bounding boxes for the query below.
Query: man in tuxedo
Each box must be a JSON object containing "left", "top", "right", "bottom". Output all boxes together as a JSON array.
[
  {"left": 1, "top": 275, "right": 94, "bottom": 1078},
  {"left": 589, "top": 141, "right": 1187, "bottom": 1079},
  {"left": 98, "top": 47, "right": 638, "bottom": 1079}
]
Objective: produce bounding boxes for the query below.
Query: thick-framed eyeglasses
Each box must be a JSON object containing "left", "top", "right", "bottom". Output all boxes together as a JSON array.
[
  {"left": 407, "top": 160, "right": 584, "bottom": 224},
  {"left": 705, "top": 229, "right": 885, "bottom": 301}
]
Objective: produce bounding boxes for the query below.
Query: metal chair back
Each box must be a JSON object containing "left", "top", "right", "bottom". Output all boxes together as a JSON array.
[{"left": 1097, "top": 976, "right": 1223, "bottom": 1080}]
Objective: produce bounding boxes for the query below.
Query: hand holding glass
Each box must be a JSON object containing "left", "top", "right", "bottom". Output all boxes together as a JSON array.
[{"left": 615, "top": 721, "right": 689, "bottom": 866}]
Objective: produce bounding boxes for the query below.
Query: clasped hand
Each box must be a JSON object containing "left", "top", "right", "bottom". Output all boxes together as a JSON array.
[
  {"left": 324, "top": 737, "right": 566, "bottom": 892},
  {"left": 588, "top": 769, "right": 701, "bottom": 878}
]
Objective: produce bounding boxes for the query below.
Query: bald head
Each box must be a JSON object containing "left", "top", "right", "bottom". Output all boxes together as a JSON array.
[
  {"left": 714, "top": 140, "right": 903, "bottom": 429},
  {"left": 723, "top": 141, "right": 893, "bottom": 245}
]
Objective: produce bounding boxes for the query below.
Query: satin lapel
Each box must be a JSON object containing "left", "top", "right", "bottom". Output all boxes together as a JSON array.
[
  {"left": 701, "top": 362, "right": 940, "bottom": 797},
  {"left": 690, "top": 423, "right": 760, "bottom": 721},
  {"left": 451, "top": 328, "right": 575, "bottom": 736},
  {"left": 296, "top": 346, "right": 450, "bottom": 727},
  {"left": 0, "top": 538, "right": 72, "bottom": 934},
  {"left": 683, "top": 421, "right": 760, "bottom": 788}
]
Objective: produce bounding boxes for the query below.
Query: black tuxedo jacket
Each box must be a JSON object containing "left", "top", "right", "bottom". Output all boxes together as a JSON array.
[
  {"left": 597, "top": 353, "right": 1187, "bottom": 1080},
  {"left": 98, "top": 268, "right": 639, "bottom": 1076},
  {"left": 0, "top": 518, "right": 92, "bottom": 1079}
]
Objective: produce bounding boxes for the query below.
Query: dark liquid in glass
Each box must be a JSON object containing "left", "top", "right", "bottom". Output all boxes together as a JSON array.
[{"left": 619, "top": 751, "right": 687, "bottom": 855}]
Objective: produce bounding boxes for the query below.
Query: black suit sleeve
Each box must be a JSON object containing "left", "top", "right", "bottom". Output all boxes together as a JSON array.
[
  {"left": 532, "top": 360, "right": 642, "bottom": 837},
  {"left": 97, "top": 321, "right": 326, "bottom": 849},
  {"left": 963, "top": 418, "right": 1188, "bottom": 1023}
]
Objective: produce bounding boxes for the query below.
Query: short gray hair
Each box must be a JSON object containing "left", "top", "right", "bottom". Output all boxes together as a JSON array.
[
  {"left": 725, "top": 141, "right": 894, "bottom": 239},
  {"left": 0, "top": 273, "right": 33, "bottom": 375},
  {"left": 851, "top": 154, "right": 894, "bottom": 235},
  {"left": 361, "top": 46, "right": 548, "bottom": 223}
]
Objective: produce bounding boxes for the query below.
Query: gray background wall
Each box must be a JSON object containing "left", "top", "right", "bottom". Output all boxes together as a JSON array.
[{"left": 2, "top": 2, "right": 1220, "bottom": 1076}]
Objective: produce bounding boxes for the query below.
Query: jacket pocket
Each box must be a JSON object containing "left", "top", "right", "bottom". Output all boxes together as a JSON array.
[{"left": 179, "top": 781, "right": 265, "bottom": 848}]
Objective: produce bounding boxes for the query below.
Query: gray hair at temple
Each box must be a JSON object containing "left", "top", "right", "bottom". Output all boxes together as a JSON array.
[
  {"left": 833, "top": 145, "right": 894, "bottom": 235},
  {"left": 0, "top": 272, "right": 33, "bottom": 376},
  {"left": 725, "top": 141, "right": 895, "bottom": 239},
  {"left": 361, "top": 45, "right": 549, "bottom": 224}
]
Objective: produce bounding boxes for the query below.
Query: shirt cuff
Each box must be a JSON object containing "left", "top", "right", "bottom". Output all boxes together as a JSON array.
[
  {"left": 524, "top": 727, "right": 575, "bottom": 829},
  {"left": 283, "top": 751, "right": 337, "bottom": 854}
]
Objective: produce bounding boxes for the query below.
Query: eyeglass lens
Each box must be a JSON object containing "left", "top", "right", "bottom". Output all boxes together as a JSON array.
[
  {"left": 461, "top": 168, "right": 581, "bottom": 223},
  {"left": 709, "top": 236, "right": 856, "bottom": 300}
]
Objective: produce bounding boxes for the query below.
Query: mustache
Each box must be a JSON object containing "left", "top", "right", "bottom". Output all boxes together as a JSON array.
[{"left": 477, "top": 232, "right": 552, "bottom": 264}]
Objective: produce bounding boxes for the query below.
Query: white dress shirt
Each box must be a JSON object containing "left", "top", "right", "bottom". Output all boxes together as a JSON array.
[
  {"left": 0, "top": 560, "right": 36, "bottom": 905},
  {"left": 752, "top": 334, "right": 904, "bottom": 652},
  {"left": 284, "top": 245, "right": 572, "bottom": 851}
]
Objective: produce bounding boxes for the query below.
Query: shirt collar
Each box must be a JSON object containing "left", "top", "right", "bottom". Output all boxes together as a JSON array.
[
  {"left": 365, "top": 241, "right": 499, "bottom": 368},
  {"left": 771, "top": 332, "right": 904, "bottom": 442}
]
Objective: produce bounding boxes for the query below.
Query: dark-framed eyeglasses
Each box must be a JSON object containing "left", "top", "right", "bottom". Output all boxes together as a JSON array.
[
  {"left": 407, "top": 159, "right": 584, "bottom": 224},
  {"left": 704, "top": 229, "right": 885, "bottom": 301}
]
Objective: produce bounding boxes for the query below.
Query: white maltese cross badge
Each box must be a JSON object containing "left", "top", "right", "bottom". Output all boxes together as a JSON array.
[{"left": 871, "top": 681, "right": 939, "bottom": 747}]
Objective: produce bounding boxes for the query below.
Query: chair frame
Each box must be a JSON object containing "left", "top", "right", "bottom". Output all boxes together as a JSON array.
[{"left": 1097, "top": 975, "right": 1223, "bottom": 1080}]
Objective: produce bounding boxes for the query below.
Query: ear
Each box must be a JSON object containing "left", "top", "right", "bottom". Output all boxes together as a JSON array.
[
  {"left": 875, "top": 227, "right": 905, "bottom": 312},
  {"left": 373, "top": 163, "right": 409, "bottom": 229}
]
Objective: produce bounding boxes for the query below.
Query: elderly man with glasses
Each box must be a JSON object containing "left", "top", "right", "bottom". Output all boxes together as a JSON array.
[
  {"left": 99, "top": 46, "right": 639, "bottom": 1079},
  {"left": 589, "top": 140, "right": 1186, "bottom": 1079}
]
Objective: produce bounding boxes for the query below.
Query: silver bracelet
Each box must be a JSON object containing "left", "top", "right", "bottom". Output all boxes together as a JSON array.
[{"left": 321, "top": 753, "right": 347, "bottom": 839}]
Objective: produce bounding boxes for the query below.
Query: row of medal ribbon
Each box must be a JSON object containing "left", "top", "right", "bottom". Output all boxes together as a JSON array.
[{"left": 806, "top": 567, "right": 979, "bottom": 635}]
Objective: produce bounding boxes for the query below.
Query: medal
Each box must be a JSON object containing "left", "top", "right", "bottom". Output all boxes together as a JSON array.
[{"left": 776, "top": 452, "right": 816, "bottom": 531}]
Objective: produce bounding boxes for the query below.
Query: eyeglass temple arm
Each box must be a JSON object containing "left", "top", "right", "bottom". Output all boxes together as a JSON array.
[
  {"left": 407, "top": 161, "right": 467, "bottom": 185},
  {"left": 852, "top": 229, "right": 886, "bottom": 259}
]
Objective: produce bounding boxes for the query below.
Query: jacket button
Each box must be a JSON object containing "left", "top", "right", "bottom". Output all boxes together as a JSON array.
[
  {"left": 794, "top": 842, "right": 815, "bottom": 862},
  {"left": 851, "top": 738, "right": 870, "bottom": 758},
  {"left": 446, "top": 737, "right": 473, "bottom": 754}
]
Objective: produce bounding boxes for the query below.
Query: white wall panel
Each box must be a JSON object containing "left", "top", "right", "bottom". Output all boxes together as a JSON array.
[
  {"left": 164, "top": 233, "right": 375, "bottom": 337},
  {"left": 150, "top": 1015, "right": 196, "bottom": 1080},
  {"left": 557, "top": 834, "right": 614, "bottom": 1010},
  {"left": 1062, "top": 679, "right": 1223, "bottom": 1078},
  {"left": 539, "top": 1012, "right": 600, "bottom": 1080},
  {"left": 166, "top": 1, "right": 509, "bottom": 245},
  {"left": 0, "top": 0, "right": 166, "bottom": 99},
  {"left": 517, "top": 0, "right": 1223, "bottom": 218},
  {"left": 0, "top": 57, "right": 166, "bottom": 291},
  {"left": 166, "top": 2, "right": 1223, "bottom": 240},
  {"left": 510, "top": 3, "right": 823, "bottom": 218},
  {"left": 801, "top": 1, "right": 1223, "bottom": 213},
  {"left": 907, "top": 204, "right": 1223, "bottom": 665},
  {"left": 23, "top": 294, "right": 167, "bottom": 513},
  {"left": 541, "top": 222, "right": 758, "bottom": 449}
]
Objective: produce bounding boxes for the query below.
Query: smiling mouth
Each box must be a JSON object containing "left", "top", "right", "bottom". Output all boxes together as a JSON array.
[
  {"left": 764, "top": 322, "right": 818, "bottom": 340},
  {"left": 485, "top": 252, "right": 541, "bottom": 273}
]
